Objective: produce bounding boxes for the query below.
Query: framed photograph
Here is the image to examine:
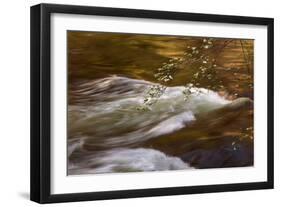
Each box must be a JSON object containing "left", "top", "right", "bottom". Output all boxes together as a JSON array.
[{"left": 30, "top": 3, "right": 274, "bottom": 203}]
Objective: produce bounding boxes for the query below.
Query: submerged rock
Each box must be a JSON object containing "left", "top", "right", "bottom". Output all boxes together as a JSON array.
[{"left": 179, "top": 136, "right": 253, "bottom": 168}]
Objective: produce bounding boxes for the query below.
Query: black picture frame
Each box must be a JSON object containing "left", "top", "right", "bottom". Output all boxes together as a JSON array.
[{"left": 30, "top": 3, "right": 274, "bottom": 204}]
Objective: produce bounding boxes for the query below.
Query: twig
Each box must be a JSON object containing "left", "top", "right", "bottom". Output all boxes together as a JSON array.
[{"left": 240, "top": 40, "right": 250, "bottom": 74}]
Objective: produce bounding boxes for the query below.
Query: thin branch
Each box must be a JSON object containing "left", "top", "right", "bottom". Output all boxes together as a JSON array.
[{"left": 240, "top": 40, "right": 250, "bottom": 74}]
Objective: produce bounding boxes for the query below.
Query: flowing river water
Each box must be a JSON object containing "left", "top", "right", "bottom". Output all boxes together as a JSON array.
[{"left": 67, "top": 32, "right": 254, "bottom": 175}]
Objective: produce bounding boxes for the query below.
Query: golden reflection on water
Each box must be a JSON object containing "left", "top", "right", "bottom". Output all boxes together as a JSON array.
[{"left": 68, "top": 31, "right": 253, "bottom": 97}]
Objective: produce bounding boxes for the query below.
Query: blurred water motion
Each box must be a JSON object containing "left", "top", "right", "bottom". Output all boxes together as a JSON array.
[{"left": 67, "top": 31, "right": 254, "bottom": 175}]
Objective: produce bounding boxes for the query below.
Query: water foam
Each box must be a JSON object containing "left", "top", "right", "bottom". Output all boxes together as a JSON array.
[
  {"left": 68, "top": 76, "right": 230, "bottom": 147},
  {"left": 69, "top": 148, "right": 192, "bottom": 175},
  {"left": 68, "top": 76, "right": 239, "bottom": 174}
]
